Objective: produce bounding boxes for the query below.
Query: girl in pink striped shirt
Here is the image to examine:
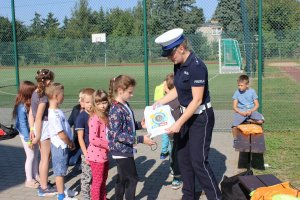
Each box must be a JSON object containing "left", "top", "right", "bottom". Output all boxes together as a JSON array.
[{"left": 87, "top": 89, "right": 110, "bottom": 200}]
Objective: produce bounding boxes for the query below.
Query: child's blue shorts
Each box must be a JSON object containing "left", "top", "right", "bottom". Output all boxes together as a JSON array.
[
  {"left": 232, "top": 111, "right": 264, "bottom": 127},
  {"left": 51, "top": 144, "right": 69, "bottom": 176}
]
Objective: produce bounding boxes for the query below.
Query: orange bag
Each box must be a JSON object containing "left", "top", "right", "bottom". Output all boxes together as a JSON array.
[
  {"left": 251, "top": 182, "right": 300, "bottom": 200},
  {"left": 237, "top": 124, "right": 263, "bottom": 135}
]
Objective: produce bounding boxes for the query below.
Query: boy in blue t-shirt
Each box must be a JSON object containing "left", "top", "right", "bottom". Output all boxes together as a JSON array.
[
  {"left": 232, "top": 75, "right": 264, "bottom": 142},
  {"left": 75, "top": 88, "right": 94, "bottom": 200}
]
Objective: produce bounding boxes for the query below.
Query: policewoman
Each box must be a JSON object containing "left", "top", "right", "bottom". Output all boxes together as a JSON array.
[{"left": 154, "top": 28, "right": 222, "bottom": 200}]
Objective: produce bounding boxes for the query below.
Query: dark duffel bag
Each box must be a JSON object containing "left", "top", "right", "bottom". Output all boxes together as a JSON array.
[
  {"left": 221, "top": 170, "right": 253, "bottom": 200},
  {"left": 0, "top": 123, "right": 19, "bottom": 141}
]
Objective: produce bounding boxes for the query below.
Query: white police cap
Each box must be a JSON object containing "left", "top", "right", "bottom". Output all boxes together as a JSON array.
[{"left": 155, "top": 28, "right": 185, "bottom": 57}]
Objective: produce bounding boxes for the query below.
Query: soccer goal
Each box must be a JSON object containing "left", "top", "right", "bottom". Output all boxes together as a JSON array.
[{"left": 219, "top": 38, "right": 243, "bottom": 74}]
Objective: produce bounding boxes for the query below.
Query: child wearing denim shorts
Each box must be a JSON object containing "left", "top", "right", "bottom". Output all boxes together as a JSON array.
[{"left": 46, "top": 83, "right": 77, "bottom": 200}]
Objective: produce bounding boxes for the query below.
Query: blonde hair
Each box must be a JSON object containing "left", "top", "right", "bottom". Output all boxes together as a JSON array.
[
  {"left": 78, "top": 88, "right": 85, "bottom": 102},
  {"left": 90, "top": 89, "right": 109, "bottom": 124},
  {"left": 81, "top": 88, "right": 95, "bottom": 100},
  {"left": 180, "top": 38, "right": 190, "bottom": 51},
  {"left": 108, "top": 75, "right": 136, "bottom": 102},
  {"left": 45, "top": 82, "right": 64, "bottom": 99}
]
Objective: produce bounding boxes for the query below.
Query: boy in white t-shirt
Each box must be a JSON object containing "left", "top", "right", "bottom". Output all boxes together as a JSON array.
[{"left": 45, "top": 83, "right": 77, "bottom": 200}]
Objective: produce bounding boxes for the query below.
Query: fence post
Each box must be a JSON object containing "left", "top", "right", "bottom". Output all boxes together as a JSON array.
[
  {"left": 143, "top": 0, "right": 149, "bottom": 106},
  {"left": 11, "top": 0, "right": 20, "bottom": 90},
  {"left": 258, "top": 0, "right": 263, "bottom": 113}
]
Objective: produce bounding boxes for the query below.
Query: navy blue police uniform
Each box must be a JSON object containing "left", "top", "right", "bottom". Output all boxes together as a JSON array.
[
  {"left": 155, "top": 28, "right": 222, "bottom": 200},
  {"left": 174, "top": 51, "right": 222, "bottom": 200}
]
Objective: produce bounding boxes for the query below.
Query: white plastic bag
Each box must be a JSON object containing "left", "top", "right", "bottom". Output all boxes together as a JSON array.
[{"left": 144, "top": 105, "right": 175, "bottom": 138}]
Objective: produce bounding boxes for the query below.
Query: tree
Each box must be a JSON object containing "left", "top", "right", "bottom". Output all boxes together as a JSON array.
[
  {"left": 107, "top": 8, "right": 135, "bottom": 37},
  {"left": 29, "top": 12, "right": 45, "bottom": 39},
  {"left": 148, "top": 0, "right": 205, "bottom": 35},
  {"left": 213, "top": 0, "right": 243, "bottom": 38},
  {"left": 43, "top": 12, "right": 60, "bottom": 38},
  {"left": 263, "top": 0, "right": 300, "bottom": 39},
  {"left": 132, "top": 1, "right": 144, "bottom": 36},
  {"left": 0, "top": 17, "right": 13, "bottom": 42},
  {"left": 63, "top": 0, "right": 94, "bottom": 38}
]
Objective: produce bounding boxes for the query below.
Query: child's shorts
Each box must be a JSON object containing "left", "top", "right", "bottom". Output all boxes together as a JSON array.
[
  {"left": 34, "top": 120, "right": 51, "bottom": 141},
  {"left": 51, "top": 144, "right": 69, "bottom": 176},
  {"left": 232, "top": 111, "right": 264, "bottom": 127}
]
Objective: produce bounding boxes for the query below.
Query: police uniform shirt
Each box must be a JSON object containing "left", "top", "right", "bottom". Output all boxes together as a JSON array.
[{"left": 174, "top": 51, "right": 210, "bottom": 107}]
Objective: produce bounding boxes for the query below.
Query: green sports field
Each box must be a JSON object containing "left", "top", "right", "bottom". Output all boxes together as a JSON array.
[
  {"left": 0, "top": 63, "right": 236, "bottom": 108},
  {"left": 1, "top": 63, "right": 299, "bottom": 131}
]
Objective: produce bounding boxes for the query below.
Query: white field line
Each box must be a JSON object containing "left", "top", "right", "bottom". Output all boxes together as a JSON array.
[
  {"left": 209, "top": 73, "right": 219, "bottom": 81},
  {"left": 0, "top": 78, "right": 15, "bottom": 83},
  {"left": 0, "top": 90, "right": 16, "bottom": 95}
]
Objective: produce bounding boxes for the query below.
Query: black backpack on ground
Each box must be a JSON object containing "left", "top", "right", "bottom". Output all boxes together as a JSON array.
[
  {"left": 221, "top": 170, "right": 253, "bottom": 200},
  {"left": 0, "top": 123, "right": 19, "bottom": 141}
]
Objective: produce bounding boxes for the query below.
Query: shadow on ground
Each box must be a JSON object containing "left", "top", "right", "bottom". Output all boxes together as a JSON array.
[{"left": 0, "top": 143, "right": 26, "bottom": 192}]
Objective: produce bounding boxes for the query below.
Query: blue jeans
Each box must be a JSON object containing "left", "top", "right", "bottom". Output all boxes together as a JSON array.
[
  {"left": 51, "top": 144, "right": 69, "bottom": 176},
  {"left": 161, "top": 133, "right": 171, "bottom": 154}
]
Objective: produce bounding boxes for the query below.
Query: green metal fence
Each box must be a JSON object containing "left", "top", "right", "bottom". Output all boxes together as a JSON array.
[{"left": 0, "top": 0, "right": 300, "bottom": 133}]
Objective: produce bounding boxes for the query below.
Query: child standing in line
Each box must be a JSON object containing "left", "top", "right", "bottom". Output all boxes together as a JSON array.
[
  {"left": 75, "top": 88, "right": 95, "bottom": 200},
  {"left": 154, "top": 80, "right": 170, "bottom": 159},
  {"left": 46, "top": 82, "right": 77, "bottom": 200},
  {"left": 164, "top": 73, "right": 183, "bottom": 190},
  {"left": 28, "top": 69, "right": 57, "bottom": 197},
  {"left": 107, "top": 75, "right": 155, "bottom": 200},
  {"left": 12, "top": 81, "right": 39, "bottom": 188},
  {"left": 68, "top": 89, "right": 85, "bottom": 169},
  {"left": 87, "top": 89, "right": 110, "bottom": 200},
  {"left": 232, "top": 74, "right": 264, "bottom": 144}
]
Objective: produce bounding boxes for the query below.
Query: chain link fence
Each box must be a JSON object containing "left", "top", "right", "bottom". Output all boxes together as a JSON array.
[
  {"left": 0, "top": 0, "right": 299, "bottom": 133},
  {"left": 1, "top": 0, "right": 300, "bottom": 188}
]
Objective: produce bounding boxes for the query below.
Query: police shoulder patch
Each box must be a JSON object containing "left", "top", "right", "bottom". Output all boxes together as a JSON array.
[{"left": 194, "top": 80, "right": 205, "bottom": 84}]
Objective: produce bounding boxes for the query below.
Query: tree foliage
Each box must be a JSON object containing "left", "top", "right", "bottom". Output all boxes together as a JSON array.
[
  {"left": 213, "top": 0, "right": 243, "bottom": 38},
  {"left": 0, "top": 0, "right": 299, "bottom": 66}
]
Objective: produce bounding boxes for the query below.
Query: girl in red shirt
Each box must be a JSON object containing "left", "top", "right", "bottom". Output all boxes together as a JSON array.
[{"left": 87, "top": 89, "right": 110, "bottom": 200}]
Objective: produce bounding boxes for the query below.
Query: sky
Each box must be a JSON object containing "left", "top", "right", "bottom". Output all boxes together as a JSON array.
[{"left": 1, "top": 0, "right": 218, "bottom": 26}]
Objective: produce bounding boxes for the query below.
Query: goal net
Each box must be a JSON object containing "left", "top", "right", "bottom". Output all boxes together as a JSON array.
[{"left": 219, "top": 39, "right": 243, "bottom": 74}]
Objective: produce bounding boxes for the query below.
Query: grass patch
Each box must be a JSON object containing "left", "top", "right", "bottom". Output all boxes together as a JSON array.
[{"left": 254, "top": 131, "right": 300, "bottom": 188}]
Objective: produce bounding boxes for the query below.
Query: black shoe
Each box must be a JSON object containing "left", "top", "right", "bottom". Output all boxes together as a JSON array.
[{"left": 160, "top": 152, "right": 169, "bottom": 159}]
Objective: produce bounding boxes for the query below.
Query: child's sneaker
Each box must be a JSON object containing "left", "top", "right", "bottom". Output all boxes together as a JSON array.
[
  {"left": 64, "top": 188, "right": 78, "bottom": 197},
  {"left": 171, "top": 178, "right": 183, "bottom": 190},
  {"left": 169, "top": 169, "right": 174, "bottom": 177},
  {"left": 38, "top": 185, "right": 57, "bottom": 197},
  {"left": 62, "top": 197, "right": 78, "bottom": 200},
  {"left": 160, "top": 152, "right": 169, "bottom": 159}
]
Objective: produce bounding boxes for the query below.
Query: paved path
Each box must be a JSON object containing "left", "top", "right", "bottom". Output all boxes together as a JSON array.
[
  {"left": 0, "top": 108, "right": 239, "bottom": 199},
  {"left": 0, "top": 129, "right": 238, "bottom": 200}
]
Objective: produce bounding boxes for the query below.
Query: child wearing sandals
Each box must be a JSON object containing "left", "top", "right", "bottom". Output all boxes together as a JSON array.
[{"left": 13, "top": 81, "right": 40, "bottom": 188}]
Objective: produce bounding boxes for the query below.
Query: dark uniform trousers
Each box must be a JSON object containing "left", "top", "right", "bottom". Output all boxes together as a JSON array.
[{"left": 178, "top": 107, "right": 222, "bottom": 200}]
